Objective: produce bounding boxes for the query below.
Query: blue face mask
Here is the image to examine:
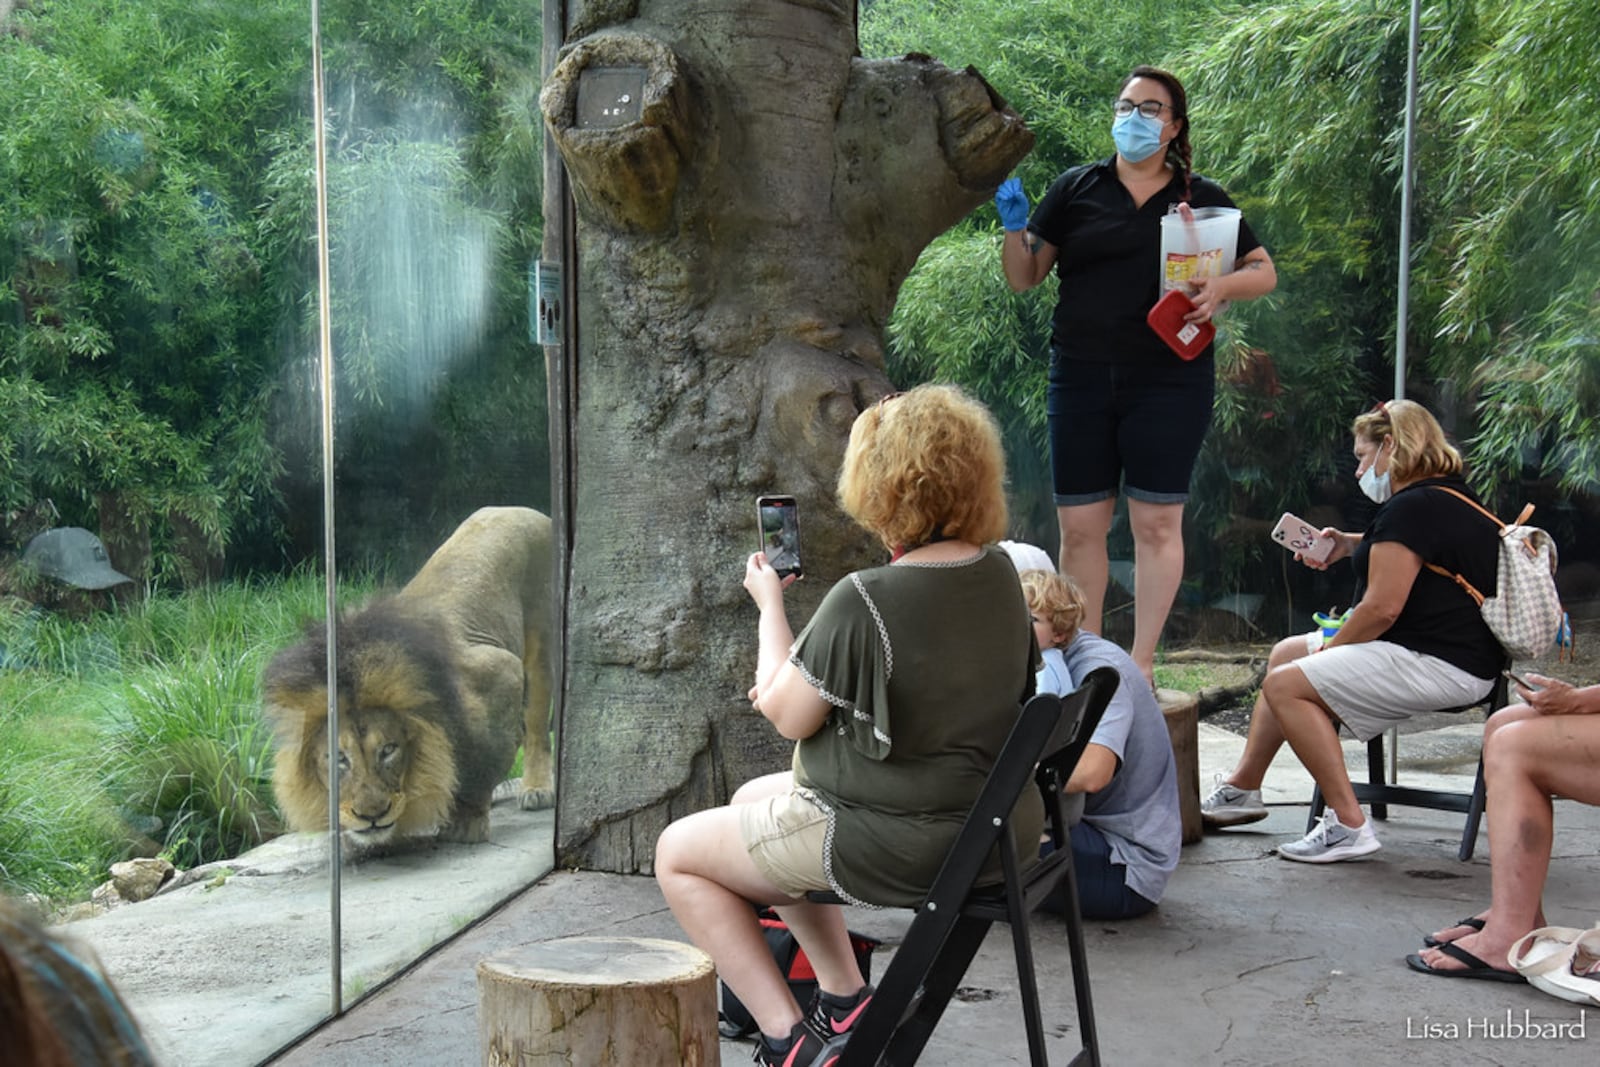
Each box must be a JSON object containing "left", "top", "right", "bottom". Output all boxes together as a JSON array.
[{"left": 1112, "top": 110, "right": 1166, "bottom": 163}]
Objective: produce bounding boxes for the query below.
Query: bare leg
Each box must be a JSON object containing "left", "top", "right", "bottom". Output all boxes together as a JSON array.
[
  {"left": 1126, "top": 499, "right": 1186, "bottom": 686},
  {"left": 1263, "top": 665, "right": 1363, "bottom": 828},
  {"left": 1425, "top": 702, "right": 1544, "bottom": 943},
  {"left": 655, "top": 807, "right": 804, "bottom": 1038},
  {"left": 1418, "top": 714, "right": 1600, "bottom": 974},
  {"left": 1057, "top": 499, "right": 1115, "bottom": 636},
  {"left": 1223, "top": 635, "right": 1315, "bottom": 791},
  {"left": 658, "top": 781, "right": 866, "bottom": 1032}
]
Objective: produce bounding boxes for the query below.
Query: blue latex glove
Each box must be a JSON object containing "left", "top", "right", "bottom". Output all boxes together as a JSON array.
[{"left": 994, "top": 177, "right": 1030, "bottom": 232}]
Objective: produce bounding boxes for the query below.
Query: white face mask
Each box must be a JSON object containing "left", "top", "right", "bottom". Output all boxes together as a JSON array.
[
  {"left": 1358, "top": 440, "right": 1392, "bottom": 503},
  {"left": 1359, "top": 465, "right": 1392, "bottom": 503}
]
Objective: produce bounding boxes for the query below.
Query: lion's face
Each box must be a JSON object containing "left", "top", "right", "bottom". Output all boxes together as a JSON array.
[
  {"left": 320, "top": 708, "right": 415, "bottom": 842},
  {"left": 266, "top": 626, "right": 462, "bottom": 844}
]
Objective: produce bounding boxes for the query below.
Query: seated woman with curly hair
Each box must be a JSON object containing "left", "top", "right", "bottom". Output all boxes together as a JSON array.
[{"left": 655, "top": 384, "right": 1040, "bottom": 1066}]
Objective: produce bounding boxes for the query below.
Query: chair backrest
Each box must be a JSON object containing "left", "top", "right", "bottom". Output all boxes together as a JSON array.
[
  {"left": 912, "top": 688, "right": 1073, "bottom": 914},
  {"left": 1035, "top": 666, "right": 1121, "bottom": 849},
  {"left": 916, "top": 666, "right": 1121, "bottom": 914}
]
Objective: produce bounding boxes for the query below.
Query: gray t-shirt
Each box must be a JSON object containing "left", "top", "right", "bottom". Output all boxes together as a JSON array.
[{"left": 1061, "top": 630, "right": 1182, "bottom": 903}]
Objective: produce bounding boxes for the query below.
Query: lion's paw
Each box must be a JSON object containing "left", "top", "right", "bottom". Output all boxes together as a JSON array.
[{"left": 518, "top": 786, "right": 556, "bottom": 811}]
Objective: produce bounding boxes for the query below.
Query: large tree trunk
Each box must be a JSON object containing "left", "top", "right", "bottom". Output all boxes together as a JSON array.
[{"left": 541, "top": 0, "right": 1031, "bottom": 871}]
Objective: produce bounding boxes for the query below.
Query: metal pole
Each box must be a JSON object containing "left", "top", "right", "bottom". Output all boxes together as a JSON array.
[
  {"left": 1393, "top": 0, "right": 1421, "bottom": 403},
  {"left": 1387, "top": 0, "right": 1422, "bottom": 785},
  {"left": 309, "top": 0, "right": 343, "bottom": 1015}
]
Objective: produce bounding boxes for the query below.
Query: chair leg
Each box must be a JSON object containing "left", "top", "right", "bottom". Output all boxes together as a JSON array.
[
  {"left": 878, "top": 916, "right": 992, "bottom": 1066},
  {"left": 1366, "top": 735, "right": 1389, "bottom": 821},
  {"left": 1459, "top": 755, "right": 1487, "bottom": 862},
  {"left": 1056, "top": 848, "right": 1100, "bottom": 1067},
  {"left": 997, "top": 837, "right": 1050, "bottom": 1067}
]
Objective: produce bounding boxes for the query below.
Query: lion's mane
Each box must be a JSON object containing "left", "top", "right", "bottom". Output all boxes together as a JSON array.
[{"left": 261, "top": 506, "right": 552, "bottom": 845}]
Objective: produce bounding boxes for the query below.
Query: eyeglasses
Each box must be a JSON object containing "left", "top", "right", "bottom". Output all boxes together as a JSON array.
[
  {"left": 875, "top": 390, "right": 904, "bottom": 413},
  {"left": 1113, "top": 98, "right": 1171, "bottom": 120}
]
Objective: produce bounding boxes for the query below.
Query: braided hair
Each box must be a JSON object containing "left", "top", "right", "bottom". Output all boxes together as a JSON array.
[{"left": 1122, "top": 65, "right": 1193, "bottom": 203}]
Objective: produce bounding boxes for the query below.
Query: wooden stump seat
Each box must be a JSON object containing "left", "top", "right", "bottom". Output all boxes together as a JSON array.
[{"left": 478, "top": 936, "right": 717, "bottom": 1066}]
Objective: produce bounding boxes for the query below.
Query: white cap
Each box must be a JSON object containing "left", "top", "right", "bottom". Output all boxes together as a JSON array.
[{"left": 997, "top": 540, "right": 1055, "bottom": 574}]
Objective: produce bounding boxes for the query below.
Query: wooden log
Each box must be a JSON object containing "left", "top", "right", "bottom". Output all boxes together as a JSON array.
[
  {"left": 478, "top": 936, "right": 717, "bottom": 1066},
  {"left": 1156, "top": 688, "right": 1203, "bottom": 845}
]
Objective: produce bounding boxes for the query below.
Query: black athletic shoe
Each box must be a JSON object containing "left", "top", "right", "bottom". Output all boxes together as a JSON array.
[
  {"left": 751, "top": 1019, "right": 844, "bottom": 1067},
  {"left": 805, "top": 984, "right": 874, "bottom": 1041}
]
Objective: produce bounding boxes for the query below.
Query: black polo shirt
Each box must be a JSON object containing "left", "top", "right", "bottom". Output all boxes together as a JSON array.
[
  {"left": 1350, "top": 476, "right": 1504, "bottom": 679},
  {"left": 1027, "top": 157, "right": 1262, "bottom": 367}
]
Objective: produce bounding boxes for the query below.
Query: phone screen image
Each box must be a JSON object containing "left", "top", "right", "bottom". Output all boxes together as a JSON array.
[{"left": 757, "top": 496, "right": 803, "bottom": 578}]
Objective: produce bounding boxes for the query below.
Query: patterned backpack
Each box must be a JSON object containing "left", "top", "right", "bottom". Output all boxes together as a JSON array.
[{"left": 1423, "top": 487, "right": 1563, "bottom": 660}]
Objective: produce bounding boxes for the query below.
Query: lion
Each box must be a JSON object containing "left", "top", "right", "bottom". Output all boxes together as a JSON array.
[{"left": 262, "top": 506, "right": 554, "bottom": 845}]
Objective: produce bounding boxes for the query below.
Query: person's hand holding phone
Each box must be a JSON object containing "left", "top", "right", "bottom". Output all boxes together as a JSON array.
[
  {"left": 1301, "top": 526, "right": 1354, "bottom": 571},
  {"left": 743, "top": 551, "right": 795, "bottom": 612},
  {"left": 1509, "top": 671, "right": 1590, "bottom": 715}
]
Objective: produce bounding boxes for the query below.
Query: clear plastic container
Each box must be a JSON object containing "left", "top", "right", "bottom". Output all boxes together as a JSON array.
[{"left": 1159, "top": 206, "right": 1241, "bottom": 294}]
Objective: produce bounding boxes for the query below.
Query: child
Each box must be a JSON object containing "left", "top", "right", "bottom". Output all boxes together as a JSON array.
[{"left": 1018, "top": 568, "right": 1183, "bottom": 920}]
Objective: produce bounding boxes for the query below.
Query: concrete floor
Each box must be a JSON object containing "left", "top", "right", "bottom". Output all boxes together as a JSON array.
[{"left": 261, "top": 722, "right": 1600, "bottom": 1066}]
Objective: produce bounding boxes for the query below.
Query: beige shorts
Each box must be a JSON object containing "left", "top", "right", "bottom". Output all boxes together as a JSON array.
[
  {"left": 1295, "top": 638, "right": 1495, "bottom": 742},
  {"left": 738, "top": 789, "right": 834, "bottom": 898}
]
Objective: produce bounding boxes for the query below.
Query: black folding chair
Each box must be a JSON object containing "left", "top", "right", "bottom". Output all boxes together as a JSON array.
[
  {"left": 818, "top": 666, "right": 1120, "bottom": 1067},
  {"left": 1307, "top": 670, "right": 1508, "bottom": 861}
]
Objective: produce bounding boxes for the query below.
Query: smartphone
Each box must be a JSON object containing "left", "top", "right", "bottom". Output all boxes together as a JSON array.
[
  {"left": 755, "top": 495, "right": 803, "bottom": 579},
  {"left": 1504, "top": 670, "right": 1539, "bottom": 691},
  {"left": 1270, "top": 512, "right": 1335, "bottom": 564}
]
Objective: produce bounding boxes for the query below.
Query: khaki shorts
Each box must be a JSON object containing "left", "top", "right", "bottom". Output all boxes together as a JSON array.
[
  {"left": 738, "top": 789, "right": 834, "bottom": 898},
  {"left": 1296, "top": 638, "right": 1494, "bottom": 742}
]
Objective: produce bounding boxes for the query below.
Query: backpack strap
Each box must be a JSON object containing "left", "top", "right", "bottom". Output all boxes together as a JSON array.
[
  {"left": 1419, "top": 485, "right": 1507, "bottom": 605},
  {"left": 1425, "top": 485, "right": 1510, "bottom": 529},
  {"left": 1423, "top": 561, "right": 1485, "bottom": 605}
]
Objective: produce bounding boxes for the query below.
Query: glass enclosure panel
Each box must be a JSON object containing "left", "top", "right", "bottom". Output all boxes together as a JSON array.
[
  {"left": 0, "top": 2, "right": 336, "bottom": 1064},
  {"left": 318, "top": 0, "right": 555, "bottom": 1003}
]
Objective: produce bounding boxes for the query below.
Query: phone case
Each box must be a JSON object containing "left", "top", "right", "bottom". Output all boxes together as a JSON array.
[
  {"left": 1146, "top": 288, "right": 1215, "bottom": 361},
  {"left": 756, "top": 496, "right": 803, "bottom": 578},
  {"left": 1270, "top": 512, "right": 1335, "bottom": 563}
]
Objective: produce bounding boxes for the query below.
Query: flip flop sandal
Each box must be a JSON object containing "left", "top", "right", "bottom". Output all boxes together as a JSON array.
[
  {"left": 1512, "top": 926, "right": 1600, "bottom": 1004},
  {"left": 1405, "top": 941, "right": 1527, "bottom": 983},
  {"left": 1422, "top": 915, "right": 1485, "bottom": 948}
]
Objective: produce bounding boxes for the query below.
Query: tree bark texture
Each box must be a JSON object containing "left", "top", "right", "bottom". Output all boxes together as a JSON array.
[{"left": 540, "top": 0, "right": 1032, "bottom": 871}]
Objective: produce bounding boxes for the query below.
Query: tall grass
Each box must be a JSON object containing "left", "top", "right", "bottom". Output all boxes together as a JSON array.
[{"left": 0, "top": 570, "right": 376, "bottom": 905}]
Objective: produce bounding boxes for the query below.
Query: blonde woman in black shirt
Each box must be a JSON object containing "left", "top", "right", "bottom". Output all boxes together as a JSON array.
[{"left": 1200, "top": 400, "right": 1502, "bottom": 863}]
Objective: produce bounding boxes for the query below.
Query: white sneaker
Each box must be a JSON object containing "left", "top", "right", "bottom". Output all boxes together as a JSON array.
[
  {"left": 1277, "top": 809, "right": 1381, "bottom": 863},
  {"left": 1200, "top": 773, "right": 1268, "bottom": 827}
]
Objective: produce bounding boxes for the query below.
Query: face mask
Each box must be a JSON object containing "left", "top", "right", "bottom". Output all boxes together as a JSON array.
[
  {"left": 1112, "top": 111, "right": 1165, "bottom": 163},
  {"left": 1358, "top": 442, "right": 1392, "bottom": 503},
  {"left": 1359, "top": 466, "right": 1391, "bottom": 504}
]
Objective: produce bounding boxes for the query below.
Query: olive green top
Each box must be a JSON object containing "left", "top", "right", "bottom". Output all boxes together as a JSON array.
[{"left": 790, "top": 546, "right": 1043, "bottom": 907}]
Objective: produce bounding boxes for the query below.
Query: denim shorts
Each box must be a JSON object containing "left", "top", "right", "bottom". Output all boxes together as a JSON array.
[{"left": 1046, "top": 354, "right": 1214, "bottom": 505}]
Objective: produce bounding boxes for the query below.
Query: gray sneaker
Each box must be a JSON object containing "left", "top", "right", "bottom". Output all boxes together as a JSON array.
[
  {"left": 1200, "top": 774, "right": 1268, "bottom": 827},
  {"left": 1278, "top": 810, "right": 1381, "bottom": 863}
]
